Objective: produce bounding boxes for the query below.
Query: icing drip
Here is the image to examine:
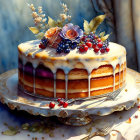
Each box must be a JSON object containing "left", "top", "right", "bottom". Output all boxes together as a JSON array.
[
  {"left": 119, "top": 65, "right": 121, "bottom": 88},
  {"left": 88, "top": 74, "right": 91, "bottom": 97},
  {"left": 113, "top": 67, "right": 116, "bottom": 91},
  {"left": 33, "top": 69, "right": 36, "bottom": 94},
  {"left": 65, "top": 74, "right": 68, "bottom": 99},
  {"left": 54, "top": 73, "right": 56, "bottom": 98}
]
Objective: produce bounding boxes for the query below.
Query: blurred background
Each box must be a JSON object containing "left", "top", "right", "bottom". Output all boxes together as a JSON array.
[{"left": 0, "top": 0, "right": 140, "bottom": 73}]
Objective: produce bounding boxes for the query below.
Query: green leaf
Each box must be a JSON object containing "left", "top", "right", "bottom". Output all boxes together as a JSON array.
[
  {"left": 2, "top": 129, "right": 19, "bottom": 136},
  {"left": 35, "top": 32, "right": 45, "bottom": 39},
  {"left": 99, "top": 31, "right": 105, "bottom": 37},
  {"left": 101, "top": 34, "right": 110, "bottom": 41},
  {"left": 29, "top": 27, "right": 40, "bottom": 34},
  {"left": 83, "top": 20, "right": 91, "bottom": 33},
  {"left": 89, "top": 15, "right": 106, "bottom": 32},
  {"left": 48, "top": 16, "right": 57, "bottom": 28}
]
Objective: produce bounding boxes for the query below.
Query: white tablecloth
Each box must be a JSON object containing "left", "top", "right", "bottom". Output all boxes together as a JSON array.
[{"left": 0, "top": 102, "right": 140, "bottom": 140}]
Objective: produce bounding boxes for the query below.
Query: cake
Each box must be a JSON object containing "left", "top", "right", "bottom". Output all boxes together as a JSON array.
[
  {"left": 18, "top": 4, "right": 126, "bottom": 101},
  {"left": 18, "top": 41, "right": 126, "bottom": 99}
]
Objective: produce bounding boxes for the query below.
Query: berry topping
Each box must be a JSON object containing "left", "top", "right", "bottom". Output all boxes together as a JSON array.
[
  {"left": 106, "top": 47, "right": 110, "bottom": 52},
  {"left": 59, "top": 100, "right": 64, "bottom": 105},
  {"left": 97, "top": 38, "right": 101, "bottom": 42},
  {"left": 92, "top": 44, "right": 96, "bottom": 49},
  {"left": 81, "top": 36, "right": 86, "bottom": 41},
  {"left": 63, "top": 102, "right": 68, "bottom": 108},
  {"left": 86, "top": 42, "right": 92, "bottom": 48},
  {"left": 57, "top": 98, "right": 61, "bottom": 102},
  {"left": 64, "top": 48, "right": 70, "bottom": 54},
  {"left": 79, "top": 47, "right": 85, "bottom": 53},
  {"left": 39, "top": 43, "right": 46, "bottom": 49},
  {"left": 84, "top": 45, "right": 88, "bottom": 51},
  {"left": 56, "top": 47, "right": 63, "bottom": 54},
  {"left": 97, "top": 42, "right": 103, "bottom": 48},
  {"left": 100, "top": 48, "right": 105, "bottom": 53},
  {"left": 94, "top": 47, "right": 99, "bottom": 53},
  {"left": 49, "top": 102, "right": 55, "bottom": 108},
  {"left": 41, "top": 37, "right": 48, "bottom": 47}
]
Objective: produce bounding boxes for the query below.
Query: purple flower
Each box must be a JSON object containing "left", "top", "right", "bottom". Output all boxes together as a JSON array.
[{"left": 60, "top": 23, "right": 83, "bottom": 43}]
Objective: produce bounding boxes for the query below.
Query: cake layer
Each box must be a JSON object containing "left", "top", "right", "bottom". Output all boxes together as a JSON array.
[
  {"left": 19, "top": 81, "right": 124, "bottom": 99},
  {"left": 18, "top": 69, "right": 126, "bottom": 93},
  {"left": 18, "top": 61, "right": 126, "bottom": 80}
]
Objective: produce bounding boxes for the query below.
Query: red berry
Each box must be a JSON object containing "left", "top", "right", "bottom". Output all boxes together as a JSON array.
[
  {"left": 86, "top": 39, "right": 90, "bottom": 42},
  {"left": 39, "top": 43, "right": 46, "bottom": 49},
  {"left": 97, "top": 38, "right": 101, "bottom": 42},
  {"left": 97, "top": 42, "right": 103, "bottom": 48},
  {"left": 81, "top": 36, "right": 86, "bottom": 41},
  {"left": 86, "top": 42, "right": 92, "bottom": 48},
  {"left": 59, "top": 100, "right": 64, "bottom": 105},
  {"left": 84, "top": 45, "right": 88, "bottom": 51},
  {"left": 49, "top": 102, "right": 55, "bottom": 108},
  {"left": 92, "top": 44, "right": 96, "bottom": 49},
  {"left": 94, "top": 47, "right": 99, "bottom": 53},
  {"left": 137, "top": 105, "right": 140, "bottom": 108},
  {"left": 100, "top": 48, "right": 105, "bottom": 53},
  {"left": 79, "top": 47, "right": 85, "bottom": 53},
  {"left": 63, "top": 102, "right": 68, "bottom": 108},
  {"left": 57, "top": 98, "right": 61, "bottom": 102},
  {"left": 106, "top": 47, "right": 110, "bottom": 52}
]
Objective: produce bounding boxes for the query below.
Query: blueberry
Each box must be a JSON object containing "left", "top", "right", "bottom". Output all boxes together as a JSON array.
[
  {"left": 58, "top": 43, "right": 63, "bottom": 48},
  {"left": 64, "top": 48, "right": 70, "bottom": 54},
  {"left": 66, "top": 39, "right": 72, "bottom": 44},
  {"left": 70, "top": 42, "right": 77, "bottom": 49},
  {"left": 88, "top": 35, "right": 92, "bottom": 38},
  {"left": 56, "top": 47, "right": 63, "bottom": 53},
  {"left": 64, "top": 44, "right": 69, "bottom": 50},
  {"left": 41, "top": 37, "right": 48, "bottom": 46}
]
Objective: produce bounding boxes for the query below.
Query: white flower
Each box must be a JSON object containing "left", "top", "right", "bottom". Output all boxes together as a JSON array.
[
  {"left": 41, "top": 14, "right": 45, "bottom": 18},
  {"left": 42, "top": 18, "right": 47, "bottom": 23},
  {"left": 60, "top": 14, "right": 67, "bottom": 21},
  {"left": 67, "top": 15, "right": 71, "bottom": 21},
  {"left": 32, "top": 12, "right": 38, "bottom": 18},
  {"left": 30, "top": 4, "right": 35, "bottom": 11},
  {"left": 34, "top": 17, "right": 42, "bottom": 23}
]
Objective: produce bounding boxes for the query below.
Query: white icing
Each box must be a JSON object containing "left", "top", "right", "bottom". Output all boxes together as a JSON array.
[
  {"left": 88, "top": 74, "right": 91, "bottom": 97},
  {"left": 18, "top": 40, "right": 127, "bottom": 99}
]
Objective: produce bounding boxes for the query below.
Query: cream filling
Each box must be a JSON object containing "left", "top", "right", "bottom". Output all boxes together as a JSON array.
[{"left": 21, "top": 79, "right": 124, "bottom": 93}]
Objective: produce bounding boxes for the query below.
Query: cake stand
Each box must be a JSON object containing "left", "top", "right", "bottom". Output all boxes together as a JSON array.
[{"left": 0, "top": 68, "right": 139, "bottom": 126}]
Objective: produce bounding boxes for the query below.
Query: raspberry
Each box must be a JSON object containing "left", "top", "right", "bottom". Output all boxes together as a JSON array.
[
  {"left": 49, "top": 102, "right": 55, "bottom": 108},
  {"left": 100, "top": 48, "right": 105, "bottom": 53},
  {"left": 106, "top": 47, "right": 110, "bottom": 52},
  {"left": 92, "top": 44, "right": 96, "bottom": 49},
  {"left": 97, "top": 38, "right": 101, "bottom": 42},
  {"left": 39, "top": 43, "right": 46, "bottom": 49},
  {"left": 57, "top": 98, "right": 61, "bottom": 102},
  {"left": 84, "top": 45, "right": 88, "bottom": 51},
  {"left": 79, "top": 47, "right": 85, "bottom": 53},
  {"left": 86, "top": 42, "right": 92, "bottom": 48},
  {"left": 63, "top": 102, "right": 68, "bottom": 108},
  {"left": 97, "top": 42, "right": 103, "bottom": 48},
  {"left": 94, "top": 47, "right": 99, "bottom": 53}
]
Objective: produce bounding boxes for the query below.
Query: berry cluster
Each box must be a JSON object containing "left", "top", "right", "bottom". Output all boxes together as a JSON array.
[
  {"left": 79, "top": 33, "right": 110, "bottom": 54},
  {"left": 39, "top": 37, "right": 48, "bottom": 49},
  {"left": 56, "top": 39, "right": 77, "bottom": 54},
  {"left": 49, "top": 98, "right": 68, "bottom": 109}
]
